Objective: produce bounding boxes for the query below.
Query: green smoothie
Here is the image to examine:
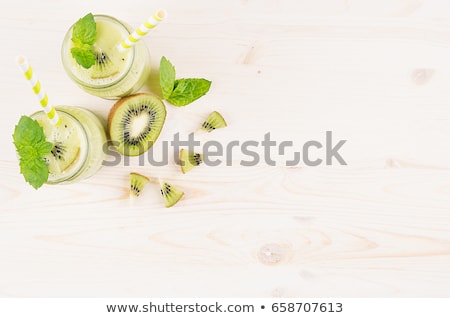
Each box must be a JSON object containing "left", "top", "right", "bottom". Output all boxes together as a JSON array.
[
  {"left": 61, "top": 15, "right": 151, "bottom": 99},
  {"left": 31, "top": 107, "right": 107, "bottom": 184}
]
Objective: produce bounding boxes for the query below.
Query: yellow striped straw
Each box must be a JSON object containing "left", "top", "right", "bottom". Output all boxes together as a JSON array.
[
  {"left": 118, "top": 9, "right": 167, "bottom": 52},
  {"left": 16, "top": 56, "right": 60, "bottom": 126}
]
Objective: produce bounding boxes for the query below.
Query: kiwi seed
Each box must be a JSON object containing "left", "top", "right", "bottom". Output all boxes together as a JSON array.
[
  {"left": 95, "top": 51, "right": 109, "bottom": 65},
  {"left": 51, "top": 142, "right": 66, "bottom": 160}
]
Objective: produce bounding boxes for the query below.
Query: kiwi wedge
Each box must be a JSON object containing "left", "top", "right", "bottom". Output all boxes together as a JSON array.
[
  {"left": 86, "top": 18, "right": 125, "bottom": 79},
  {"left": 50, "top": 141, "right": 80, "bottom": 170},
  {"left": 89, "top": 49, "right": 120, "bottom": 79},
  {"left": 200, "top": 111, "right": 227, "bottom": 132},
  {"left": 42, "top": 119, "right": 82, "bottom": 176},
  {"left": 159, "top": 179, "right": 184, "bottom": 208},
  {"left": 130, "top": 172, "right": 149, "bottom": 198},
  {"left": 108, "top": 93, "right": 167, "bottom": 156},
  {"left": 180, "top": 149, "right": 203, "bottom": 174}
]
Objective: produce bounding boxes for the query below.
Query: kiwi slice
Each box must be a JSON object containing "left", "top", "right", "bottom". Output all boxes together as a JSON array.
[
  {"left": 180, "top": 149, "right": 203, "bottom": 174},
  {"left": 89, "top": 49, "right": 120, "bottom": 79},
  {"left": 42, "top": 117, "right": 82, "bottom": 176},
  {"left": 50, "top": 141, "right": 80, "bottom": 169},
  {"left": 200, "top": 111, "right": 227, "bottom": 132},
  {"left": 159, "top": 179, "right": 184, "bottom": 208},
  {"left": 130, "top": 172, "right": 149, "bottom": 198},
  {"left": 108, "top": 93, "right": 167, "bottom": 156}
]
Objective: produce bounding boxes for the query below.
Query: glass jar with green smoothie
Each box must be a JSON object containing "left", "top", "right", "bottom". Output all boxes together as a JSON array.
[
  {"left": 29, "top": 106, "right": 107, "bottom": 184},
  {"left": 61, "top": 14, "right": 151, "bottom": 99}
]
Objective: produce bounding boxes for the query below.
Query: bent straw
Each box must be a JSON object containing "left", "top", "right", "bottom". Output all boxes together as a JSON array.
[
  {"left": 118, "top": 9, "right": 167, "bottom": 52},
  {"left": 16, "top": 56, "right": 60, "bottom": 126}
]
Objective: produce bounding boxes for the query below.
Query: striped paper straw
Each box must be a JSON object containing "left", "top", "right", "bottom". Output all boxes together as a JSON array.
[
  {"left": 16, "top": 56, "right": 60, "bottom": 126},
  {"left": 118, "top": 9, "right": 167, "bottom": 52}
]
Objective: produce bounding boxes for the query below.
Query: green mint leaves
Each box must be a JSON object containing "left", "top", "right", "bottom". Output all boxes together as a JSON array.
[
  {"left": 168, "top": 79, "right": 212, "bottom": 106},
  {"left": 13, "top": 116, "right": 52, "bottom": 189},
  {"left": 160, "top": 57, "right": 176, "bottom": 100},
  {"left": 70, "top": 13, "right": 97, "bottom": 69},
  {"left": 71, "top": 45, "right": 96, "bottom": 69},
  {"left": 160, "top": 56, "right": 212, "bottom": 106},
  {"left": 72, "top": 13, "right": 96, "bottom": 46}
]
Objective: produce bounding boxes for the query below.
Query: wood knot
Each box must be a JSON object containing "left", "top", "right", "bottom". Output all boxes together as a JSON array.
[
  {"left": 411, "top": 68, "right": 434, "bottom": 85},
  {"left": 257, "top": 243, "right": 290, "bottom": 265}
]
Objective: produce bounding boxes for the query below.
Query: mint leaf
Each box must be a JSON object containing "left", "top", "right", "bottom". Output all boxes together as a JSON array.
[
  {"left": 71, "top": 46, "right": 96, "bottom": 69},
  {"left": 13, "top": 116, "right": 45, "bottom": 148},
  {"left": 13, "top": 116, "right": 51, "bottom": 190},
  {"left": 17, "top": 145, "right": 38, "bottom": 160},
  {"left": 167, "top": 78, "right": 212, "bottom": 106},
  {"left": 72, "top": 13, "right": 96, "bottom": 45},
  {"left": 159, "top": 57, "right": 212, "bottom": 106},
  {"left": 37, "top": 140, "right": 53, "bottom": 156},
  {"left": 160, "top": 56, "right": 176, "bottom": 100},
  {"left": 70, "top": 13, "right": 97, "bottom": 68},
  {"left": 20, "top": 157, "right": 49, "bottom": 190}
]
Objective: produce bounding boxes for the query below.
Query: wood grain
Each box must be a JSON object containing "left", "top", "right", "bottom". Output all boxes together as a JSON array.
[{"left": 0, "top": 0, "right": 450, "bottom": 297}]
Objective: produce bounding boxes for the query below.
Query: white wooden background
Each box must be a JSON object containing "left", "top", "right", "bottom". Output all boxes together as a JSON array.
[{"left": 1, "top": 0, "right": 450, "bottom": 297}]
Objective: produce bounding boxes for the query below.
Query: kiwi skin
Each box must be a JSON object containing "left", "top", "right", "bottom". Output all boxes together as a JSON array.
[{"left": 107, "top": 93, "right": 167, "bottom": 156}]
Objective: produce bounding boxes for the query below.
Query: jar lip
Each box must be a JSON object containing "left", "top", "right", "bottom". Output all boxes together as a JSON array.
[
  {"left": 61, "top": 14, "right": 135, "bottom": 89},
  {"left": 29, "top": 108, "right": 89, "bottom": 184}
]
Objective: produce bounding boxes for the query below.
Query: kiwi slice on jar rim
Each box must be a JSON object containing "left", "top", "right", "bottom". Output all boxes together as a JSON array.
[
  {"left": 89, "top": 49, "right": 120, "bottom": 79},
  {"left": 43, "top": 123, "right": 82, "bottom": 175}
]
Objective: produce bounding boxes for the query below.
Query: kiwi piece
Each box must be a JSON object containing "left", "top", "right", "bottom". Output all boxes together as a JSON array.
[
  {"left": 200, "top": 111, "right": 227, "bottom": 132},
  {"left": 180, "top": 149, "right": 203, "bottom": 174},
  {"left": 159, "top": 179, "right": 184, "bottom": 208},
  {"left": 43, "top": 120, "right": 81, "bottom": 175},
  {"left": 49, "top": 141, "right": 81, "bottom": 171},
  {"left": 108, "top": 93, "right": 167, "bottom": 156},
  {"left": 130, "top": 172, "right": 149, "bottom": 198},
  {"left": 89, "top": 49, "right": 120, "bottom": 79}
]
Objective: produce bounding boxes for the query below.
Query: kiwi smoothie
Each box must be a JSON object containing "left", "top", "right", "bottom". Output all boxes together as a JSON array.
[
  {"left": 61, "top": 15, "right": 150, "bottom": 99},
  {"left": 30, "top": 107, "right": 107, "bottom": 184}
]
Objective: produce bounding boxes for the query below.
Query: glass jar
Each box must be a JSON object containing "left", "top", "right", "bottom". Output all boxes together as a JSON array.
[
  {"left": 30, "top": 106, "right": 107, "bottom": 184},
  {"left": 61, "top": 15, "right": 151, "bottom": 99}
]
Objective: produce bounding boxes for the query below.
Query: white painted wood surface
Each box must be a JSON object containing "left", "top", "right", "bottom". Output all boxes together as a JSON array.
[{"left": 1, "top": 0, "right": 450, "bottom": 297}]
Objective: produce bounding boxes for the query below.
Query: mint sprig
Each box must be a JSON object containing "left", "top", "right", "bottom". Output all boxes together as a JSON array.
[
  {"left": 159, "top": 56, "right": 212, "bottom": 106},
  {"left": 70, "top": 13, "right": 97, "bottom": 69},
  {"left": 13, "top": 116, "right": 52, "bottom": 189}
]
